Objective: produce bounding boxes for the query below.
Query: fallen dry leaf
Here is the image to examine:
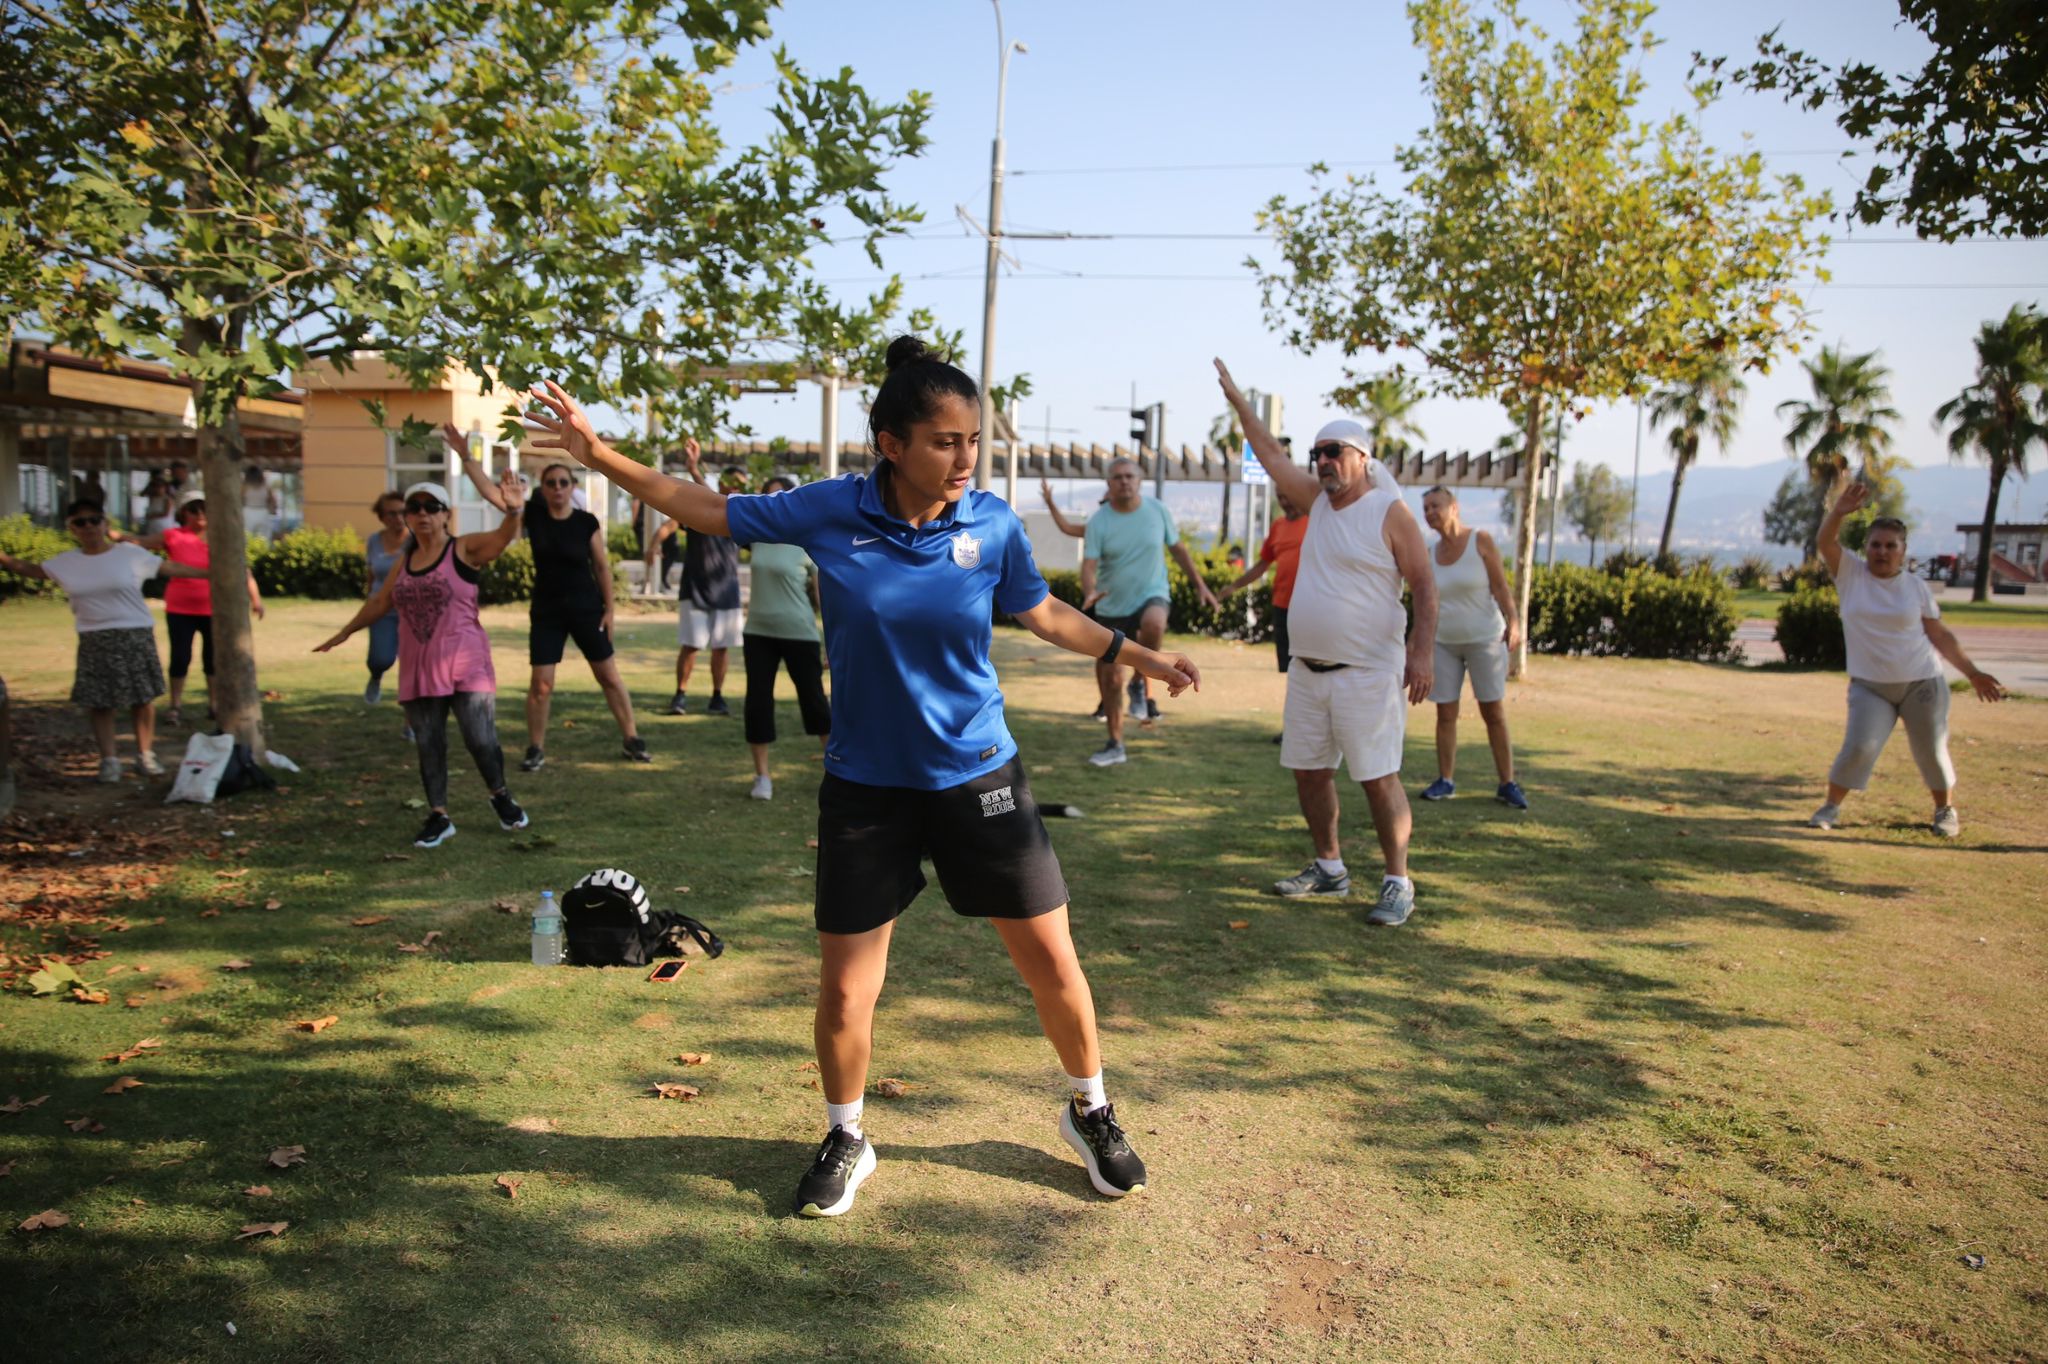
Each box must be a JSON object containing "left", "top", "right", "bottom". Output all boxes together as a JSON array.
[
  {"left": 236, "top": 1221, "right": 288, "bottom": 1240},
  {"left": 123, "top": 997, "right": 144, "bottom": 1008},
  {"left": 1227, "top": 919, "right": 1250, "bottom": 931},
  {"left": 494, "top": 1175, "right": 521, "bottom": 1199},
  {"left": 294, "top": 1016, "right": 339, "bottom": 1034},
  {"left": 380, "top": 853, "right": 411, "bottom": 863},
  {"left": 243, "top": 1185, "right": 272, "bottom": 1197},
  {"left": 395, "top": 943, "right": 424, "bottom": 954},
  {"left": 420, "top": 930, "right": 442, "bottom": 947},
  {"left": 130, "top": 1197, "right": 147, "bottom": 1206},
  {"left": 876, "top": 1078, "right": 910, "bottom": 1099},
  {"left": 805, "top": 837, "right": 820, "bottom": 849},
  {"left": 215, "top": 869, "right": 251, "bottom": 881},
  {"left": 676, "top": 1052, "right": 707, "bottom": 1066},
  {"left": 0, "top": 1159, "right": 14, "bottom": 1176},
  {"left": 71, "top": 987, "right": 110, "bottom": 1005},
  {"left": 100, "top": 1037, "right": 162, "bottom": 1063},
  {"left": 1, "top": 1094, "right": 52, "bottom": 1114},
  {"left": 803, "top": 1078, "right": 820, "bottom": 1090},
  {"left": 671, "top": 885, "right": 691, "bottom": 894},
  {"left": 266, "top": 1145, "right": 306, "bottom": 1169},
  {"left": 350, "top": 915, "right": 392, "bottom": 927},
  {"left": 491, "top": 898, "right": 521, "bottom": 914},
  {"left": 18, "top": 1209, "right": 69, "bottom": 1232},
  {"left": 64, "top": 1115, "right": 102, "bottom": 1133},
  {"left": 262, "top": 899, "right": 282, "bottom": 912},
  {"left": 198, "top": 908, "right": 221, "bottom": 918},
  {"left": 103, "top": 1076, "right": 144, "bottom": 1094},
  {"left": 796, "top": 1061, "right": 819, "bottom": 1073},
  {"left": 105, "top": 964, "right": 129, "bottom": 977},
  {"left": 650, "top": 1082, "right": 700, "bottom": 1101},
  {"left": 220, "top": 959, "right": 253, "bottom": 972}
]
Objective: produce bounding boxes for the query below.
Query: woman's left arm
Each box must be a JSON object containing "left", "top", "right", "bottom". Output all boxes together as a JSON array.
[
  {"left": 458, "top": 470, "right": 528, "bottom": 567},
  {"left": 590, "top": 525, "right": 614, "bottom": 634},
  {"left": 1923, "top": 617, "right": 2005, "bottom": 701},
  {"left": 1013, "top": 593, "right": 1199, "bottom": 695},
  {"left": 247, "top": 572, "right": 265, "bottom": 620},
  {"left": 1476, "top": 531, "right": 1519, "bottom": 650}
]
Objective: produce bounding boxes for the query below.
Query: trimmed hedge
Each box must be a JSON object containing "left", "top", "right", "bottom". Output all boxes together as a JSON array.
[
  {"left": 250, "top": 526, "right": 368, "bottom": 599},
  {"left": 1030, "top": 552, "right": 1276, "bottom": 643},
  {"left": 1774, "top": 586, "right": 1846, "bottom": 669},
  {"left": 1528, "top": 563, "right": 1742, "bottom": 662},
  {"left": 0, "top": 516, "right": 72, "bottom": 600}
]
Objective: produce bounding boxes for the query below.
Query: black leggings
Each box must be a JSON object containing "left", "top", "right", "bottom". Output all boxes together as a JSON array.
[
  {"left": 403, "top": 690, "right": 506, "bottom": 811},
  {"left": 742, "top": 634, "right": 830, "bottom": 745},
  {"left": 166, "top": 611, "right": 214, "bottom": 681}
]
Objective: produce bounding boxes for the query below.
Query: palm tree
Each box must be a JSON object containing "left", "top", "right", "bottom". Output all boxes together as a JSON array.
[
  {"left": 1356, "top": 373, "right": 1427, "bottom": 454},
  {"left": 1645, "top": 358, "right": 1745, "bottom": 560},
  {"left": 1937, "top": 305, "right": 2048, "bottom": 601},
  {"left": 1776, "top": 345, "right": 1900, "bottom": 556}
]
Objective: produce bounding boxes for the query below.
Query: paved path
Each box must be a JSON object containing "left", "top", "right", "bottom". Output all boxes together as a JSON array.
[{"left": 1738, "top": 617, "right": 2048, "bottom": 695}]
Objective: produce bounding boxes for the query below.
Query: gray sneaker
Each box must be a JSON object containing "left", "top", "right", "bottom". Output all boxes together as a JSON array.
[
  {"left": 1932, "top": 805, "right": 1960, "bottom": 838},
  {"left": 1366, "top": 879, "right": 1415, "bottom": 926},
  {"left": 1272, "top": 863, "right": 1349, "bottom": 898},
  {"left": 1808, "top": 802, "right": 1841, "bottom": 830},
  {"left": 1087, "top": 741, "right": 1127, "bottom": 768}
]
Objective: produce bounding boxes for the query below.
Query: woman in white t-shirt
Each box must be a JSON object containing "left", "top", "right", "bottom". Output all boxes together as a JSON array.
[
  {"left": 1809, "top": 482, "right": 2006, "bottom": 837},
  {"left": 0, "top": 499, "right": 208, "bottom": 784}
]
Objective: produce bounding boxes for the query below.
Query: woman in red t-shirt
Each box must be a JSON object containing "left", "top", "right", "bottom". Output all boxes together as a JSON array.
[
  {"left": 122, "top": 492, "right": 265, "bottom": 726},
  {"left": 1219, "top": 488, "right": 1307, "bottom": 673}
]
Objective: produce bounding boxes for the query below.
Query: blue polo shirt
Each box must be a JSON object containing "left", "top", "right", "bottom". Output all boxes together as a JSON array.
[{"left": 723, "top": 470, "right": 1051, "bottom": 790}]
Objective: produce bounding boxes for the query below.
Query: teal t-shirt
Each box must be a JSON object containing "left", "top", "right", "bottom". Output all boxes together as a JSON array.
[
  {"left": 1083, "top": 497, "right": 1178, "bottom": 618},
  {"left": 744, "top": 541, "right": 819, "bottom": 642}
]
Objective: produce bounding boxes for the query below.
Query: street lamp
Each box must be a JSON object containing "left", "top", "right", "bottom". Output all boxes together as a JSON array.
[{"left": 977, "top": 0, "right": 1026, "bottom": 496}]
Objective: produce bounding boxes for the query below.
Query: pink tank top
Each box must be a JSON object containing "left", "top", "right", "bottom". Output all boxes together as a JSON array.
[
  {"left": 391, "top": 539, "right": 496, "bottom": 702},
  {"left": 162, "top": 526, "right": 212, "bottom": 614}
]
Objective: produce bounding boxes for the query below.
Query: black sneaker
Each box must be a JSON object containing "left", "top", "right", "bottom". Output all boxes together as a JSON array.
[
  {"left": 1125, "top": 675, "right": 1146, "bottom": 719},
  {"left": 622, "top": 736, "right": 651, "bottom": 763},
  {"left": 1145, "top": 698, "right": 1161, "bottom": 721},
  {"left": 705, "top": 694, "right": 731, "bottom": 716},
  {"left": 793, "top": 1126, "right": 876, "bottom": 1218},
  {"left": 413, "top": 812, "right": 456, "bottom": 849},
  {"left": 519, "top": 745, "right": 546, "bottom": 772},
  {"left": 1060, "top": 1098, "right": 1147, "bottom": 1197},
  {"left": 667, "top": 691, "right": 688, "bottom": 716},
  {"left": 1091, "top": 702, "right": 1106, "bottom": 721},
  {"left": 491, "top": 790, "right": 529, "bottom": 831}
]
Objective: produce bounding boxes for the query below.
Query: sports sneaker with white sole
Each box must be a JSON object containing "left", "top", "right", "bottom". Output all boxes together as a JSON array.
[
  {"left": 749, "top": 775, "right": 773, "bottom": 800},
  {"left": 1060, "top": 1098, "right": 1147, "bottom": 1197},
  {"left": 136, "top": 751, "right": 165, "bottom": 778},
  {"left": 1272, "top": 863, "right": 1349, "bottom": 898},
  {"left": 413, "top": 812, "right": 456, "bottom": 848},
  {"left": 519, "top": 745, "right": 546, "bottom": 772},
  {"left": 1125, "top": 675, "right": 1146, "bottom": 719},
  {"left": 1808, "top": 802, "right": 1841, "bottom": 830},
  {"left": 1087, "top": 741, "right": 1127, "bottom": 767},
  {"left": 1932, "top": 805, "right": 1960, "bottom": 838},
  {"left": 491, "top": 790, "right": 529, "bottom": 831},
  {"left": 96, "top": 756, "right": 124, "bottom": 785},
  {"left": 1366, "top": 879, "right": 1415, "bottom": 926},
  {"left": 794, "top": 1126, "right": 875, "bottom": 1218}
]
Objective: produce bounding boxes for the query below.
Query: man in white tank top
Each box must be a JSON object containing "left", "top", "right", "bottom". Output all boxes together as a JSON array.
[{"left": 1217, "top": 361, "right": 1439, "bottom": 927}]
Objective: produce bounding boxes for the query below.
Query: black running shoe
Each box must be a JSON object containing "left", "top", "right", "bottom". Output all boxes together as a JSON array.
[
  {"left": 413, "top": 811, "right": 456, "bottom": 849},
  {"left": 1059, "top": 1098, "right": 1147, "bottom": 1197},
  {"left": 1125, "top": 675, "right": 1146, "bottom": 719},
  {"left": 519, "top": 745, "right": 546, "bottom": 772},
  {"left": 793, "top": 1126, "right": 875, "bottom": 1218},
  {"left": 622, "top": 736, "right": 651, "bottom": 763},
  {"left": 1145, "top": 698, "right": 1161, "bottom": 721},
  {"left": 705, "top": 694, "right": 731, "bottom": 716},
  {"left": 667, "top": 691, "right": 688, "bottom": 715},
  {"left": 491, "top": 790, "right": 529, "bottom": 831},
  {"left": 1091, "top": 702, "right": 1106, "bottom": 721}
]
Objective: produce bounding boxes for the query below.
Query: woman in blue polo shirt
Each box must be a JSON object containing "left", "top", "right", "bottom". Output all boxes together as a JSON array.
[{"left": 525, "top": 337, "right": 1199, "bottom": 1219}]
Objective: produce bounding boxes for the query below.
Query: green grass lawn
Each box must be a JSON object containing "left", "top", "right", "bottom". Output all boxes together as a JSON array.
[{"left": 3, "top": 598, "right": 2044, "bottom": 1362}]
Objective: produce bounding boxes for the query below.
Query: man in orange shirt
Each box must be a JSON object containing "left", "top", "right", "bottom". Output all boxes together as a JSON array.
[{"left": 1221, "top": 487, "right": 1307, "bottom": 673}]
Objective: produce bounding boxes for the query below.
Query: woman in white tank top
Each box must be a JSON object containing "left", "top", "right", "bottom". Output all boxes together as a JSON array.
[{"left": 1419, "top": 486, "right": 1525, "bottom": 808}]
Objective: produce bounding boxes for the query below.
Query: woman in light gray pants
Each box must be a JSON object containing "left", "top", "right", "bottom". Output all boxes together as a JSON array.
[{"left": 1809, "top": 483, "right": 2006, "bottom": 837}]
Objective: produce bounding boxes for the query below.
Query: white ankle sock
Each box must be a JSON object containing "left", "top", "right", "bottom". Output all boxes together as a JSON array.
[
  {"left": 1066, "top": 1070, "right": 1108, "bottom": 1115},
  {"left": 1383, "top": 874, "right": 1411, "bottom": 891},
  {"left": 826, "top": 1098, "right": 864, "bottom": 1139},
  {"left": 1315, "top": 858, "right": 1346, "bottom": 878}
]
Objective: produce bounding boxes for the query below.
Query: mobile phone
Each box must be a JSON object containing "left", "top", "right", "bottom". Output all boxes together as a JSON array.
[{"left": 647, "top": 960, "right": 688, "bottom": 983}]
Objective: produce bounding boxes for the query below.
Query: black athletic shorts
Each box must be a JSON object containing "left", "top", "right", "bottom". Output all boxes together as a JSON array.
[
  {"left": 530, "top": 604, "right": 615, "bottom": 667},
  {"left": 814, "top": 754, "right": 1069, "bottom": 935},
  {"left": 1096, "top": 595, "right": 1171, "bottom": 638}
]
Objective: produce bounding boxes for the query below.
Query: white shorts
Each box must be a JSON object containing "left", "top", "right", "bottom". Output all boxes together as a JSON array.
[
  {"left": 1280, "top": 662, "right": 1406, "bottom": 781},
  {"left": 677, "top": 602, "right": 742, "bottom": 650},
  {"left": 1431, "top": 638, "right": 1508, "bottom": 705}
]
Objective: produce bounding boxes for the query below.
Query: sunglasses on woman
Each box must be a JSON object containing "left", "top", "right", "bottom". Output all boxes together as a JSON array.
[
  {"left": 542, "top": 478, "right": 575, "bottom": 489},
  {"left": 69, "top": 514, "right": 105, "bottom": 528},
  {"left": 404, "top": 499, "right": 444, "bottom": 515}
]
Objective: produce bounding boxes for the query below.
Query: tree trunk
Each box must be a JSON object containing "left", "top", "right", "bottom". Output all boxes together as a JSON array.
[
  {"left": 1587, "top": 536, "right": 1597, "bottom": 567},
  {"left": 199, "top": 403, "right": 268, "bottom": 760},
  {"left": 1971, "top": 460, "right": 2007, "bottom": 603},
  {"left": 1509, "top": 395, "right": 1546, "bottom": 679},
  {"left": 1658, "top": 451, "right": 1691, "bottom": 560}
]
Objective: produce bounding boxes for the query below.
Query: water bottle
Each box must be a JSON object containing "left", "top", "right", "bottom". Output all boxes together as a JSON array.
[{"left": 531, "top": 890, "right": 565, "bottom": 966}]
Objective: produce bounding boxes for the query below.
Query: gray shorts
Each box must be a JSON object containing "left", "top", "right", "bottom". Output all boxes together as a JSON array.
[
  {"left": 1828, "top": 676, "right": 1955, "bottom": 792},
  {"left": 1430, "top": 638, "right": 1507, "bottom": 705}
]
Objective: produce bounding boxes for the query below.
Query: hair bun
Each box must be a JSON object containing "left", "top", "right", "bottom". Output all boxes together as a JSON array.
[{"left": 884, "top": 334, "right": 934, "bottom": 372}]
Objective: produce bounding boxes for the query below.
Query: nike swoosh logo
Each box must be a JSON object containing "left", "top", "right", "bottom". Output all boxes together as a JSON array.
[{"left": 852, "top": 535, "right": 881, "bottom": 545}]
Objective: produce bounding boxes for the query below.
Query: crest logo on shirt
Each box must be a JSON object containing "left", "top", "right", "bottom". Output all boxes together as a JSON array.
[{"left": 950, "top": 531, "right": 983, "bottom": 569}]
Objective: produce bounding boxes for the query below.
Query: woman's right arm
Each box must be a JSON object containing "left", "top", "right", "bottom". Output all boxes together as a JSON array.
[
  {"left": 1039, "top": 480, "right": 1085, "bottom": 539},
  {"left": 0, "top": 551, "right": 50, "bottom": 581},
  {"left": 315, "top": 572, "right": 397, "bottom": 652},
  {"left": 1817, "top": 481, "right": 1866, "bottom": 577},
  {"left": 525, "top": 382, "right": 729, "bottom": 536}
]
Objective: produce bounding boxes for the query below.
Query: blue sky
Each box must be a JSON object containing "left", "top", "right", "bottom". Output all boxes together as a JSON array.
[{"left": 704, "top": 0, "right": 2047, "bottom": 513}]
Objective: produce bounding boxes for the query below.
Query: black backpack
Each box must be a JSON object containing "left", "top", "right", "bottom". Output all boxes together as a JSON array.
[{"left": 560, "top": 868, "right": 725, "bottom": 967}]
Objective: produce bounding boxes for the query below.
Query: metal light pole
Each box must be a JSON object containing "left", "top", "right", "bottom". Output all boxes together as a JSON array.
[
  {"left": 978, "top": 1, "right": 1026, "bottom": 496},
  {"left": 1628, "top": 397, "right": 1642, "bottom": 555}
]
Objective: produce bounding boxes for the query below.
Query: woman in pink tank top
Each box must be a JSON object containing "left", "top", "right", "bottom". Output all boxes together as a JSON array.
[{"left": 316, "top": 472, "right": 532, "bottom": 850}]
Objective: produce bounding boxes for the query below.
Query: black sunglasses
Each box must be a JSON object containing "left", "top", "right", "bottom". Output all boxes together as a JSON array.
[
  {"left": 542, "top": 478, "right": 575, "bottom": 489},
  {"left": 1308, "top": 443, "right": 1353, "bottom": 463},
  {"left": 404, "top": 499, "right": 444, "bottom": 515},
  {"left": 69, "top": 514, "right": 105, "bottom": 527}
]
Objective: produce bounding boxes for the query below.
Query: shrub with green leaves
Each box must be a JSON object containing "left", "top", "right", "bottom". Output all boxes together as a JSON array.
[
  {"left": 249, "top": 526, "right": 369, "bottom": 599},
  {"left": 1775, "top": 586, "right": 1846, "bottom": 669},
  {"left": 479, "top": 539, "right": 535, "bottom": 606},
  {"left": 0, "top": 516, "right": 72, "bottom": 600},
  {"left": 1775, "top": 557, "right": 1833, "bottom": 594},
  {"left": 1728, "top": 554, "right": 1775, "bottom": 590},
  {"left": 1529, "top": 563, "right": 1741, "bottom": 662},
  {"left": 606, "top": 521, "right": 638, "bottom": 561}
]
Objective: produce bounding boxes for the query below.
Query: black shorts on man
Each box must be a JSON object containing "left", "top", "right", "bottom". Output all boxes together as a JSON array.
[
  {"left": 1094, "top": 594, "right": 1170, "bottom": 638},
  {"left": 813, "top": 755, "right": 1068, "bottom": 935}
]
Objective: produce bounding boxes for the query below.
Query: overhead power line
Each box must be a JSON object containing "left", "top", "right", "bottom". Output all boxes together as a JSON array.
[{"left": 1008, "top": 149, "right": 1859, "bottom": 177}]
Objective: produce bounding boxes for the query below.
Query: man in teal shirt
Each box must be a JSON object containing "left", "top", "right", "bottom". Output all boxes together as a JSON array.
[{"left": 1079, "top": 458, "right": 1219, "bottom": 766}]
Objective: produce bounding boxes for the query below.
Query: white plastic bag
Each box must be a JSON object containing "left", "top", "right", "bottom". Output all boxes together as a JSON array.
[
  {"left": 263, "top": 750, "right": 301, "bottom": 773},
  {"left": 166, "top": 732, "right": 236, "bottom": 805}
]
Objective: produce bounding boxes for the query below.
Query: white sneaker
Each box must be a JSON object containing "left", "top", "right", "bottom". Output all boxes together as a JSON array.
[
  {"left": 1088, "top": 741, "right": 1127, "bottom": 768},
  {"left": 97, "top": 756, "right": 124, "bottom": 784},
  {"left": 1808, "top": 802, "right": 1841, "bottom": 830},
  {"left": 137, "top": 751, "right": 166, "bottom": 778},
  {"left": 749, "top": 775, "right": 773, "bottom": 800},
  {"left": 1932, "top": 805, "right": 1960, "bottom": 838}
]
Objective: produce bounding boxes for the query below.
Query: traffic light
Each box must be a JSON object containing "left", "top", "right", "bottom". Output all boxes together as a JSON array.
[{"left": 1130, "top": 407, "right": 1150, "bottom": 451}]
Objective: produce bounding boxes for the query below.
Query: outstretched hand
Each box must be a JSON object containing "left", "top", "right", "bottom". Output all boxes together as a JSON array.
[
  {"left": 1970, "top": 671, "right": 2007, "bottom": 702},
  {"left": 440, "top": 422, "right": 472, "bottom": 458},
  {"left": 1835, "top": 480, "right": 1870, "bottom": 516},
  {"left": 495, "top": 466, "right": 528, "bottom": 507},
  {"left": 524, "top": 381, "right": 602, "bottom": 468},
  {"left": 1132, "top": 648, "right": 1201, "bottom": 698},
  {"left": 1214, "top": 358, "right": 1249, "bottom": 411}
]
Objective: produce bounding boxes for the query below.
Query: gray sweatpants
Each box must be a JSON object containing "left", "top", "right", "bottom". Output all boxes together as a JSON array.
[
  {"left": 1828, "top": 676, "right": 1955, "bottom": 793},
  {"left": 404, "top": 690, "right": 507, "bottom": 811}
]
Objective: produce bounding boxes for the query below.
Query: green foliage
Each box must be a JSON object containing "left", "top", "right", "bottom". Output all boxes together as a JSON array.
[
  {"left": 606, "top": 521, "right": 639, "bottom": 562},
  {"left": 1528, "top": 563, "right": 1742, "bottom": 662},
  {"left": 1729, "top": 554, "right": 1776, "bottom": 590},
  {"left": 1712, "top": 1, "right": 2048, "bottom": 239},
  {"left": 479, "top": 540, "right": 535, "bottom": 607},
  {"left": 1775, "top": 586, "right": 1847, "bottom": 669},
  {"left": 248, "top": 526, "right": 367, "bottom": 600},
  {"left": 1563, "top": 462, "right": 1633, "bottom": 563},
  {"left": 1040, "top": 569, "right": 1085, "bottom": 611},
  {"left": 1775, "top": 557, "right": 1834, "bottom": 594},
  {"left": 1021, "top": 551, "right": 1275, "bottom": 643},
  {"left": 1762, "top": 470, "right": 1827, "bottom": 550},
  {"left": 1777, "top": 346, "right": 1901, "bottom": 518},
  {"left": 0, "top": 516, "right": 72, "bottom": 600},
  {"left": 1647, "top": 357, "right": 1746, "bottom": 557},
  {"left": 1936, "top": 303, "right": 2048, "bottom": 601}
]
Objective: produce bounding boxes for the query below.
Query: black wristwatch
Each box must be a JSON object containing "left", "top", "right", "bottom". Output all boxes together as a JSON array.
[{"left": 1099, "top": 628, "right": 1125, "bottom": 665}]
